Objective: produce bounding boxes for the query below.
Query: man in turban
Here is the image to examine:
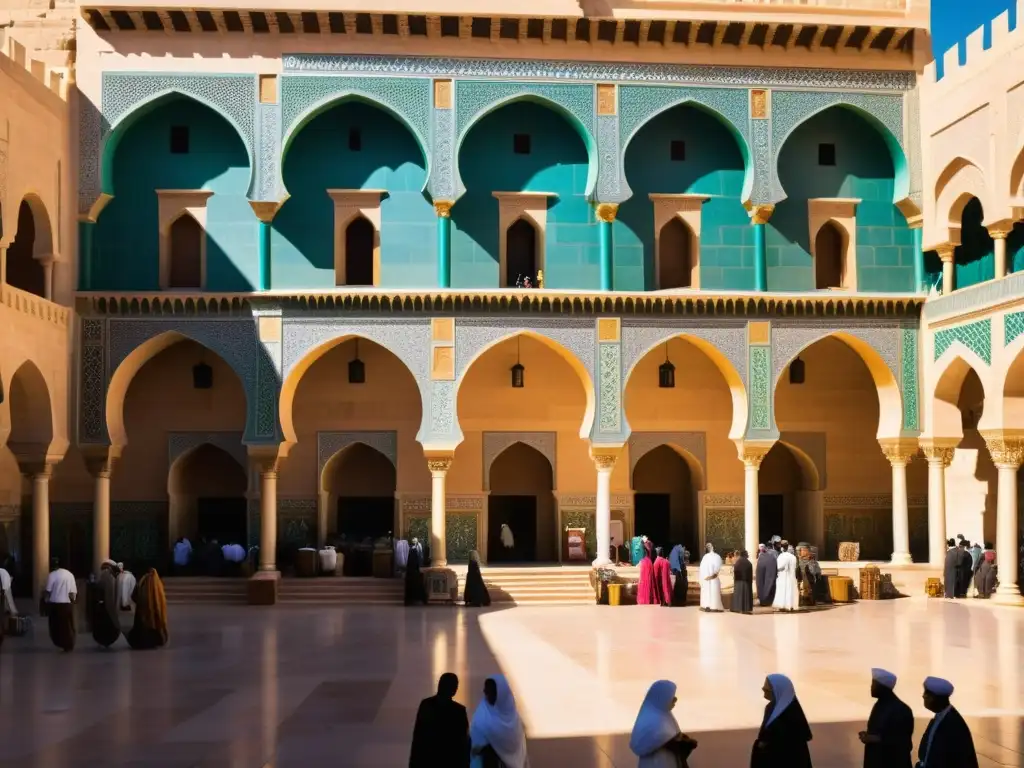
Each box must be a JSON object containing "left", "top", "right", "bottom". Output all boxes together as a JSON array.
[
  {"left": 915, "top": 677, "right": 978, "bottom": 767},
  {"left": 859, "top": 668, "right": 913, "bottom": 768}
]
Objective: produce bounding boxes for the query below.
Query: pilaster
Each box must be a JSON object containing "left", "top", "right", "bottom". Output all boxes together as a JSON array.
[
  {"left": 593, "top": 317, "right": 628, "bottom": 444},
  {"left": 745, "top": 320, "right": 778, "bottom": 441}
]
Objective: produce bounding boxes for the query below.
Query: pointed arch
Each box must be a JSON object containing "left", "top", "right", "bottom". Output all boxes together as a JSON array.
[
  {"left": 456, "top": 330, "right": 596, "bottom": 439},
  {"left": 1009, "top": 139, "right": 1024, "bottom": 199},
  {"left": 773, "top": 331, "right": 903, "bottom": 439},
  {"left": 106, "top": 331, "right": 250, "bottom": 448},
  {"left": 455, "top": 93, "right": 598, "bottom": 199},
  {"left": 934, "top": 157, "right": 991, "bottom": 243},
  {"left": 629, "top": 442, "right": 707, "bottom": 491},
  {"left": 774, "top": 102, "right": 909, "bottom": 205},
  {"left": 281, "top": 92, "right": 430, "bottom": 194},
  {"left": 101, "top": 90, "right": 255, "bottom": 200},
  {"left": 930, "top": 352, "right": 989, "bottom": 440},
  {"left": 14, "top": 193, "right": 55, "bottom": 258},
  {"left": 168, "top": 440, "right": 247, "bottom": 494},
  {"left": 6, "top": 359, "right": 55, "bottom": 450},
  {"left": 623, "top": 334, "right": 748, "bottom": 440},
  {"left": 320, "top": 440, "right": 397, "bottom": 496}
]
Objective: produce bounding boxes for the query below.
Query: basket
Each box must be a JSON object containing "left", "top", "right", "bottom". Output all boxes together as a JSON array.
[
  {"left": 859, "top": 566, "right": 882, "bottom": 600},
  {"left": 925, "top": 577, "right": 943, "bottom": 598},
  {"left": 838, "top": 542, "right": 860, "bottom": 562},
  {"left": 828, "top": 575, "right": 854, "bottom": 603}
]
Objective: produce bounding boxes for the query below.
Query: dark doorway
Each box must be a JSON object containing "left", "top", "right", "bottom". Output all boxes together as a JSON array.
[
  {"left": 488, "top": 495, "right": 537, "bottom": 562},
  {"left": 345, "top": 216, "right": 375, "bottom": 285},
  {"left": 758, "top": 494, "right": 785, "bottom": 545},
  {"left": 337, "top": 496, "right": 394, "bottom": 541},
  {"left": 634, "top": 493, "right": 672, "bottom": 550},
  {"left": 658, "top": 218, "right": 693, "bottom": 289},
  {"left": 169, "top": 214, "right": 203, "bottom": 289},
  {"left": 197, "top": 497, "right": 248, "bottom": 545},
  {"left": 814, "top": 221, "right": 844, "bottom": 289},
  {"left": 506, "top": 218, "right": 537, "bottom": 286},
  {"left": 7, "top": 200, "right": 45, "bottom": 297}
]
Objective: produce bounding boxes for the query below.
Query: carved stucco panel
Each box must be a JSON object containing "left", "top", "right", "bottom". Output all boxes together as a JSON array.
[
  {"left": 167, "top": 431, "right": 247, "bottom": 471},
  {"left": 482, "top": 431, "right": 556, "bottom": 491},
  {"left": 620, "top": 320, "right": 748, "bottom": 388},
  {"left": 317, "top": 430, "right": 398, "bottom": 477},
  {"left": 770, "top": 322, "right": 901, "bottom": 385},
  {"left": 628, "top": 431, "right": 707, "bottom": 481},
  {"left": 455, "top": 318, "right": 595, "bottom": 387}
]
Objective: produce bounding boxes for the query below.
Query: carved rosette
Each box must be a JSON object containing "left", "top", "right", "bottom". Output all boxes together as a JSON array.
[
  {"left": 879, "top": 440, "right": 917, "bottom": 467},
  {"left": 433, "top": 201, "right": 453, "bottom": 218},
  {"left": 595, "top": 203, "right": 619, "bottom": 223},
  {"left": 982, "top": 434, "right": 1024, "bottom": 469},
  {"left": 921, "top": 445, "right": 955, "bottom": 467},
  {"left": 427, "top": 457, "right": 453, "bottom": 474}
]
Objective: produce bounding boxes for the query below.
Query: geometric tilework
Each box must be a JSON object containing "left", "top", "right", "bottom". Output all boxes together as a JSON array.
[
  {"left": 899, "top": 327, "right": 920, "bottom": 432},
  {"left": 1005, "top": 311, "right": 1024, "bottom": 348},
  {"left": 933, "top": 318, "right": 991, "bottom": 365}
]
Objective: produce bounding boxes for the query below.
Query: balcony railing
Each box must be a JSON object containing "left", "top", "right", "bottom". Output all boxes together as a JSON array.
[{"left": 1, "top": 284, "right": 71, "bottom": 328}]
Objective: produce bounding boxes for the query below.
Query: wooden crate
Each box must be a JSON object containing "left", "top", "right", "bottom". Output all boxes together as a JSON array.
[{"left": 859, "top": 566, "right": 881, "bottom": 600}]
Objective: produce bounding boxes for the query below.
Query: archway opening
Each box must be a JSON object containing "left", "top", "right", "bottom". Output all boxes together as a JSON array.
[
  {"left": 168, "top": 214, "right": 203, "bottom": 289},
  {"left": 759, "top": 443, "right": 809, "bottom": 547},
  {"left": 814, "top": 221, "right": 845, "bottom": 289},
  {"left": 96, "top": 94, "right": 252, "bottom": 291},
  {"left": 276, "top": 99, "right": 429, "bottom": 288},
  {"left": 344, "top": 215, "right": 375, "bottom": 286},
  {"left": 488, "top": 442, "right": 554, "bottom": 563},
  {"left": 326, "top": 443, "right": 396, "bottom": 575},
  {"left": 170, "top": 443, "right": 248, "bottom": 551},
  {"left": 954, "top": 197, "right": 995, "bottom": 290},
  {"left": 658, "top": 218, "right": 695, "bottom": 290},
  {"left": 632, "top": 445, "right": 696, "bottom": 553},
  {"left": 8, "top": 360, "right": 54, "bottom": 449},
  {"left": 776, "top": 105, "right": 910, "bottom": 292},
  {"left": 505, "top": 218, "right": 537, "bottom": 287},
  {"left": 619, "top": 102, "right": 748, "bottom": 291},
  {"left": 455, "top": 100, "right": 590, "bottom": 289},
  {"left": 7, "top": 200, "right": 45, "bottom": 297}
]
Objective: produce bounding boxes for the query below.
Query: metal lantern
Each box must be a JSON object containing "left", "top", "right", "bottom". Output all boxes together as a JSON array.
[
  {"left": 348, "top": 339, "right": 366, "bottom": 384},
  {"left": 511, "top": 337, "right": 525, "bottom": 388},
  {"left": 658, "top": 344, "right": 675, "bottom": 388}
]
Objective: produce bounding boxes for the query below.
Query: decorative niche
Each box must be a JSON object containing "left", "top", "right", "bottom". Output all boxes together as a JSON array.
[
  {"left": 326, "top": 189, "right": 387, "bottom": 287},
  {"left": 807, "top": 198, "right": 861, "bottom": 291},
  {"left": 492, "top": 191, "right": 556, "bottom": 288},
  {"left": 649, "top": 194, "right": 708, "bottom": 290},
  {"left": 156, "top": 189, "right": 213, "bottom": 291}
]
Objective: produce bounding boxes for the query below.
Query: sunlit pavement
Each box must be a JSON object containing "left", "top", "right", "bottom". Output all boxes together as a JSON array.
[{"left": 0, "top": 598, "right": 1021, "bottom": 767}]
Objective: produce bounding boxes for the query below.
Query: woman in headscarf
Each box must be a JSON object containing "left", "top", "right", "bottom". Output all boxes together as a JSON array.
[
  {"left": 974, "top": 550, "right": 996, "bottom": 598},
  {"left": 637, "top": 540, "right": 658, "bottom": 605},
  {"left": 464, "top": 551, "right": 491, "bottom": 607},
  {"left": 653, "top": 547, "right": 673, "bottom": 607},
  {"left": 126, "top": 568, "right": 168, "bottom": 651},
  {"left": 629, "top": 680, "right": 699, "bottom": 767},
  {"left": 669, "top": 544, "right": 688, "bottom": 607},
  {"left": 751, "top": 674, "right": 813, "bottom": 767},
  {"left": 470, "top": 675, "right": 529, "bottom": 768},
  {"left": 404, "top": 544, "right": 428, "bottom": 606},
  {"left": 91, "top": 560, "right": 122, "bottom": 648}
]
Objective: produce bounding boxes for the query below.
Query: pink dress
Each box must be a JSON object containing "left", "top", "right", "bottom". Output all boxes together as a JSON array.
[
  {"left": 637, "top": 556, "right": 657, "bottom": 605},
  {"left": 653, "top": 556, "right": 673, "bottom": 606}
]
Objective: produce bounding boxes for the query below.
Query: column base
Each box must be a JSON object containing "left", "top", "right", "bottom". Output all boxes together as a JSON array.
[
  {"left": 248, "top": 570, "right": 280, "bottom": 606},
  {"left": 432, "top": 559, "right": 448, "bottom": 568},
  {"left": 592, "top": 556, "right": 612, "bottom": 567},
  {"left": 993, "top": 587, "right": 1024, "bottom": 606},
  {"left": 889, "top": 552, "right": 913, "bottom": 566}
]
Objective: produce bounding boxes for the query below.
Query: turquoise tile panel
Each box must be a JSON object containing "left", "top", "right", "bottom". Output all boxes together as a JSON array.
[{"left": 933, "top": 319, "right": 992, "bottom": 365}]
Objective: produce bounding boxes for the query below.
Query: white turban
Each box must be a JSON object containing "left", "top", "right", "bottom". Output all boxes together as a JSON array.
[
  {"left": 116, "top": 562, "right": 124, "bottom": 570},
  {"left": 101, "top": 559, "right": 116, "bottom": 567},
  {"left": 871, "top": 668, "right": 897, "bottom": 690},
  {"left": 924, "top": 676, "right": 954, "bottom": 697}
]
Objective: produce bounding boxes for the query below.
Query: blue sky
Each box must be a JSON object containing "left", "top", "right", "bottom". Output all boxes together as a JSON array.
[{"left": 931, "top": 0, "right": 1016, "bottom": 75}]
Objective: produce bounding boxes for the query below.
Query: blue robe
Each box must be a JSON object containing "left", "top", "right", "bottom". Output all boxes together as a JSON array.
[{"left": 630, "top": 537, "right": 644, "bottom": 566}]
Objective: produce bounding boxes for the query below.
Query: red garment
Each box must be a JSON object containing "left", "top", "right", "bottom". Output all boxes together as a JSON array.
[
  {"left": 637, "top": 557, "right": 657, "bottom": 605},
  {"left": 653, "top": 556, "right": 673, "bottom": 606}
]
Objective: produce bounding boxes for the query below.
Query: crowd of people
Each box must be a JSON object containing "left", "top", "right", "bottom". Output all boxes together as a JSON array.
[
  {"left": 943, "top": 535, "right": 997, "bottom": 599},
  {"left": 409, "top": 669, "right": 978, "bottom": 767}
]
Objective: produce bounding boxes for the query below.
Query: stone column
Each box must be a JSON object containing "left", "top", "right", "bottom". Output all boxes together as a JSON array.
[
  {"left": 983, "top": 433, "right": 1024, "bottom": 605},
  {"left": 921, "top": 442, "right": 955, "bottom": 567},
  {"left": 40, "top": 255, "right": 55, "bottom": 301},
  {"left": 596, "top": 204, "right": 618, "bottom": 291},
  {"left": 427, "top": 457, "right": 452, "bottom": 567},
  {"left": 937, "top": 245, "right": 955, "bottom": 295},
  {"left": 87, "top": 453, "right": 117, "bottom": 575},
  {"left": 738, "top": 444, "right": 771, "bottom": 559},
  {"left": 435, "top": 201, "right": 453, "bottom": 289},
  {"left": 249, "top": 202, "right": 283, "bottom": 292},
  {"left": 989, "top": 226, "right": 1011, "bottom": 280},
  {"left": 749, "top": 205, "right": 774, "bottom": 292},
  {"left": 910, "top": 225, "right": 924, "bottom": 291},
  {"left": 259, "top": 468, "right": 278, "bottom": 571},
  {"left": 30, "top": 464, "right": 53, "bottom": 600},
  {"left": 591, "top": 446, "right": 619, "bottom": 567},
  {"left": 0, "top": 237, "right": 9, "bottom": 287},
  {"left": 880, "top": 440, "right": 916, "bottom": 565}
]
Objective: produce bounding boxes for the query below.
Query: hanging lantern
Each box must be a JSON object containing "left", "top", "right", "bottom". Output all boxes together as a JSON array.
[
  {"left": 511, "top": 337, "right": 525, "bottom": 388},
  {"left": 658, "top": 344, "right": 675, "bottom": 388},
  {"left": 348, "top": 339, "right": 366, "bottom": 384},
  {"left": 788, "top": 356, "right": 805, "bottom": 385}
]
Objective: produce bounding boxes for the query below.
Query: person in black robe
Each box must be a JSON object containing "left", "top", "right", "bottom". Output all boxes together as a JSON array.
[
  {"left": 942, "top": 539, "right": 958, "bottom": 598},
  {"left": 731, "top": 550, "right": 754, "bottom": 614},
  {"left": 755, "top": 544, "right": 777, "bottom": 606},
  {"left": 463, "top": 551, "right": 491, "bottom": 607},
  {"left": 955, "top": 541, "right": 972, "bottom": 597},
  {"left": 126, "top": 568, "right": 168, "bottom": 651},
  {"left": 916, "top": 676, "right": 978, "bottom": 768},
  {"left": 974, "top": 551, "right": 996, "bottom": 598},
  {"left": 90, "top": 560, "right": 122, "bottom": 648},
  {"left": 751, "top": 674, "right": 813, "bottom": 768},
  {"left": 859, "top": 668, "right": 913, "bottom": 768},
  {"left": 409, "top": 672, "right": 469, "bottom": 768},
  {"left": 404, "top": 546, "right": 428, "bottom": 606}
]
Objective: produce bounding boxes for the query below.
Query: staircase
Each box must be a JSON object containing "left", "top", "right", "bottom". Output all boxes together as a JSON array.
[
  {"left": 277, "top": 577, "right": 403, "bottom": 605},
  {"left": 163, "top": 577, "right": 248, "bottom": 605},
  {"left": 466, "top": 566, "right": 595, "bottom": 605}
]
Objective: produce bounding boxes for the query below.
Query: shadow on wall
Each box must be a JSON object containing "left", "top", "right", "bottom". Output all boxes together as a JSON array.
[
  {"left": 453, "top": 100, "right": 595, "bottom": 289},
  {"left": 95, "top": 95, "right": 255, "bottom": 291},
  {"left": 617, "top": 103, "right": 750, "bottom": 292},
  {"left": 773, "top": 106, "right": 913, "bottom": 293},
  {"left": 274, "top": 100, "right": 434, "bottom": 289}
]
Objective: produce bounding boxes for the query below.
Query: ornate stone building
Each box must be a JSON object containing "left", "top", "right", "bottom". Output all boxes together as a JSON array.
[{"left": 0, "top": 0, "right": 1022, "bottom": 605}]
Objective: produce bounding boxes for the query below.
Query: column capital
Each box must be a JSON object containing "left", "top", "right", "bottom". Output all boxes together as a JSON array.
[
  {"left": 433, "top": 200, "right": 453, "bottom": 218},
  {"left": 427, "top": 456, "right": 454, "bottom": 474},
  {"left": 248, "top": 199, "right": 287, "bottom": 223},
  {"left": 83, "top": 446, "right": 120, "bottom": 478},
  {"left": 935, "top": 244, "right": 956, "bottom": 263},
  {"left": 981, "top": 430, "right": 1024, "bottom": 469},
  {"left": 920, "top": 441, "right": 955, "bottom": 467},
  {"left": 736, "top": 441, "right": 773, "bottom": 468},
  {"left": 595, "top": 203, "right": 619, "bottom": 223},
  {"left": 987, "top": 219, "right": 1014, "bottom": 240},
  {"left": 747, "top": 203, "right": 775, "bottom": 225},
  {"left": 590, "top": 444, "right": 623, "bottom": 471},
  {"left": 248, "top": 444, "right": 286, "bottom": 475},
  {"left": 15, "top": 454, "right": 60, "bottom": 478},
  {"left": 879, "top": 438, "right": 918, "bottom": 466}
]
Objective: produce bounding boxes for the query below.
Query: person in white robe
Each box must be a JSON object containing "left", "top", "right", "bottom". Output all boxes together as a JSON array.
[
  {"left": 629, "top": 680, "right": 699, "bottom": 767},
  {"left": 117, "top": 564, "right": 137, "bottom": 611},
  {"left": 698, "top": 543, "right": 724, "bottom": 612},
  {"left": 470, "top": 674, "right": 529, "bottom": 768},
  {"left": 172, "top": 538, "right": 192, "bottom": 570},
  {"left": 0, "top": 566, "right": 16, "bottom": 617},
  {"left": 500, "top": 524, "right": 515, "bottom": 550},
  {"left": 772, "top": 542, "right": 799, "bottom": 611},
  {"left": 394, "top": 539, "right": 410, "bottom": 574}
]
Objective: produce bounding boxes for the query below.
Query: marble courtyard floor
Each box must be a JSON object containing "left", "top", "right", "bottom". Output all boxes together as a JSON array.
[{"left": 0, "top": 598, "right": 1021, "bottom": 767}]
